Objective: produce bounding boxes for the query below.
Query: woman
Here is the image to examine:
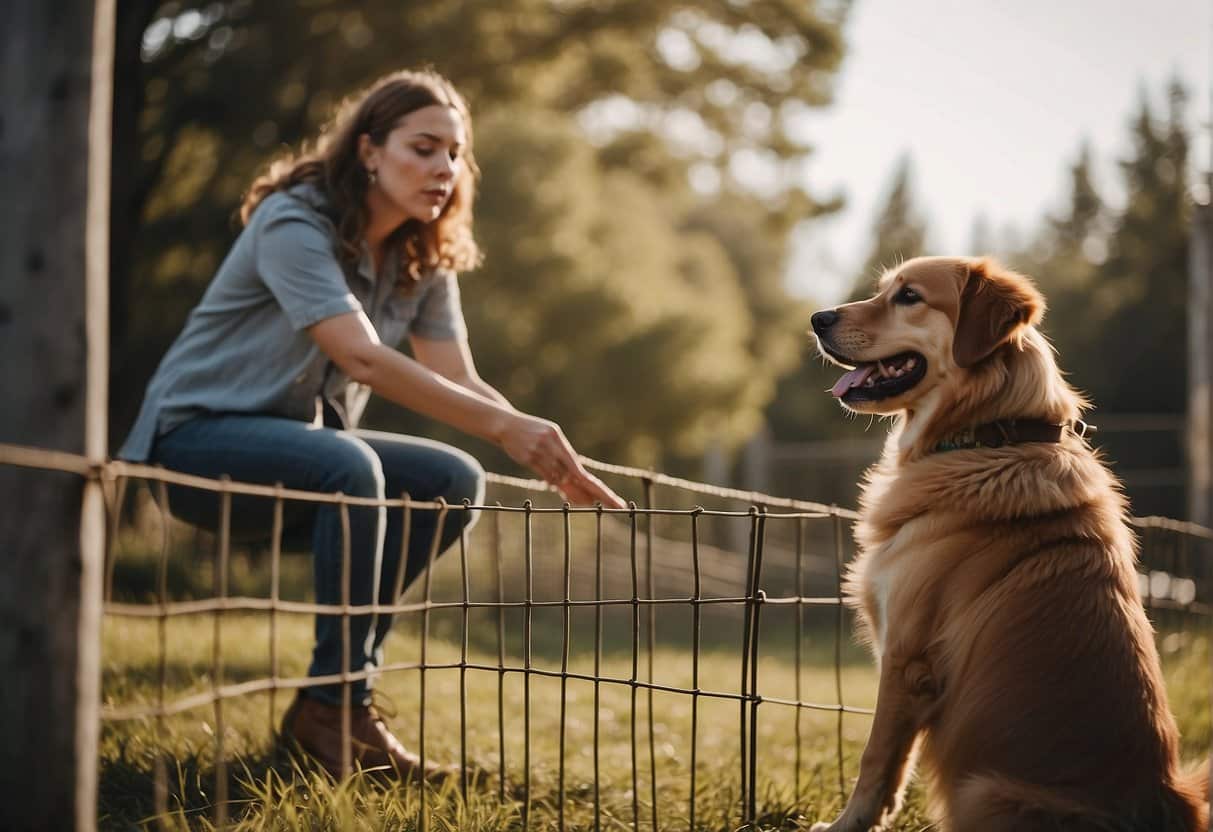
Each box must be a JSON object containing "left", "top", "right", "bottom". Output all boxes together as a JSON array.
[{"left": 119, "top": 69, "right": 625, "bottom": 780}]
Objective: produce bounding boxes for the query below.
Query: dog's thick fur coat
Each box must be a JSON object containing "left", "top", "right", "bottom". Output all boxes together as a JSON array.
[{"left": 809, "top": 257, "right": 1208, "bottom": 831}]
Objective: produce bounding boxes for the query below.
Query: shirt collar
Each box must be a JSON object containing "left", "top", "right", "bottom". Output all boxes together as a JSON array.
[{"left": 356, "top": 241, "right": 377, "bottom": 284}]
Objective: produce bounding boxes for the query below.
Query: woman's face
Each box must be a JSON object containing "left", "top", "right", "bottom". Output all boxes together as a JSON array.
[{"left": 360, "top": 104, "right": 466, "bottom": 227}]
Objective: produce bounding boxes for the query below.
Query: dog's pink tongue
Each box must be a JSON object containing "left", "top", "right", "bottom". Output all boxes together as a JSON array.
[{"left": 830, "top": 365, "right": 875, "bottom": 398}]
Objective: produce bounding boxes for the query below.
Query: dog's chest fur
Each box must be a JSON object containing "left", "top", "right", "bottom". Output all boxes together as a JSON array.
[
  {"left": 865, "top": 561, "right": 895, "bottom": 658},
  {"left": 848, "top": 518, "right": 931, "bottom": 662}
]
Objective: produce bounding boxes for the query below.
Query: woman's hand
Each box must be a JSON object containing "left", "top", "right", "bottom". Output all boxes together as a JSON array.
[{"left": 499, "top": 414, "right": 627, "bottom": 509}]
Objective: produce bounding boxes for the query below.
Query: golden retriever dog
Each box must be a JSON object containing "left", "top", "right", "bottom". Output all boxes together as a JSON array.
[{"left": 807, "top": 256, "right": 1208, "bottom": 831}]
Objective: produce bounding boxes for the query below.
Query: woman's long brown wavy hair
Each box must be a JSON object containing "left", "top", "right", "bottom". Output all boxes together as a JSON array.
[{"left": 241, "top": 69, "right": 481, "bottom": 286}]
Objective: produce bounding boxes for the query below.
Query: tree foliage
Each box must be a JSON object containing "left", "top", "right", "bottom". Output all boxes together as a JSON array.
[
  {"left": 1084, "top": 82, "right": 1191, "bottom": 412},
  {"left": 1017, "top": 81, "right": 1191, "bottom": 414},
  {"left": 437, "top": 110, "right": 770, "bottom": 463},
  {"left": 846, "top": 155, "right": 928, "bottom": 302},
  {"left": 110, "top": 0, "right": 851, "bottom": 470}
]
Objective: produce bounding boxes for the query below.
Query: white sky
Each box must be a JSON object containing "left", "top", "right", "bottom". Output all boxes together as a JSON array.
[{"left": 786, "top": 0, "right": 1212, "bottom": 304}]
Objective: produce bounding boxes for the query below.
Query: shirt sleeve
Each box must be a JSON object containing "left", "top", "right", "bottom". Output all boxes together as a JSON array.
[
  {"left": 411, "top": 269, "right": 469, "bottom": 340},
  {"left": 254, "top": 201, "right": 361, "bottom": 331}
]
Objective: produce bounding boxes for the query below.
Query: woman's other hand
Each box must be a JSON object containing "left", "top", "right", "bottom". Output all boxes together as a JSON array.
[{"left": 499, "top": 414, "right": 627, "bottom": 509}]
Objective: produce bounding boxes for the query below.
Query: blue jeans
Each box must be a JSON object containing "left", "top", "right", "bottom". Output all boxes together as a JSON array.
[{"left": 151, "top": 414, "right": 485, "bottom": 705}]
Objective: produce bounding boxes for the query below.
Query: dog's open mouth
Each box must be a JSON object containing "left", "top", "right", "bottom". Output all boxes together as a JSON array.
[{"left": 830, "top": 351, "right": 927, "bottom": 402}]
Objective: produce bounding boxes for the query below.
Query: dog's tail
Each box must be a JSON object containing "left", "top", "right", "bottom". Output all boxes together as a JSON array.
[
  {"left": 953, "top": 773, "right": 1118, "bottom": 830},
  {"left": 956, "top": 768, "right": 1209, "bottom": 831}
]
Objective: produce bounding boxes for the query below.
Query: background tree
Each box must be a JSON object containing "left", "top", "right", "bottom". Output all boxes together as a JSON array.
[
  {"left": 1013, "top": 142, "right": 1106, "bottom": 357},
  {"left": 846, "top": 154, "right": 928, "bottom": 301},
  {"left": 1082, "top": 81, "right": 1191, "bottom": 412},
  {"left": 1014, "top": 83, "right": 1190, "bottom": 413},
  {"left": 1046, "top": 143, "right": 1106, "bottom": 272},
  {"left": 109, "top": 0, "right": 852, "bottom": 473},
  {"left": 371, "top": 110, "right": 774, "bottom": 468}
]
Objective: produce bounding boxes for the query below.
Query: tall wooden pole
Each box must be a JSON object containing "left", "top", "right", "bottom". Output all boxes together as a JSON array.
[
  {"left": 0, "top": 2, "right": 113, "bottom": 829},
  {"left": 1188, "top": 185, "right": 1213, "bottom": 527},
  {"left": 1190, "top": 13, "right": 1213, "bottom": 532}
]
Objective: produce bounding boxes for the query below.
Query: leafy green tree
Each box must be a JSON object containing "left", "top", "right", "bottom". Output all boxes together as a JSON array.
[
  {"left": 372, "top": 109, "right": 768, "bottom": 467},
  {"left": 109, "top": 0, "right": 851, "bottom": 467}
]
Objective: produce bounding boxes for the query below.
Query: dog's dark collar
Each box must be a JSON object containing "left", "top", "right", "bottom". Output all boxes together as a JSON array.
[{"left": 931, "top": 419, "right": 1095, "bottom": 454}]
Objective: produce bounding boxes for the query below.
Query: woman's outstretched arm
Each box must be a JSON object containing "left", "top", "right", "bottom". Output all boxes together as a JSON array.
[{"left": 309, "top": 311, "right": 625, "bottom": 508}]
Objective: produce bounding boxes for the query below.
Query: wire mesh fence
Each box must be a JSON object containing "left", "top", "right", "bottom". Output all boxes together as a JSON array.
[{"left": 2, "top": 442, "right": 1211, "bottom": 830}]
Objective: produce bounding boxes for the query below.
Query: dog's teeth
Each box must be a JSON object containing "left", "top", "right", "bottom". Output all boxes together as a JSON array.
[{"left": 906, "top": 357, "right": 917, "bottom": 369}]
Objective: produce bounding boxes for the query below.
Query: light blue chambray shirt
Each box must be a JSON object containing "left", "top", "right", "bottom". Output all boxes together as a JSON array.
[{"left": 118, "top": 183, "right": 467, "bottom": 462}]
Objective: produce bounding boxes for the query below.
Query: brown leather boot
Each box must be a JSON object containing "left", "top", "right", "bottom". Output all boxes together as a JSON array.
[{"left": 280, "top": 692, "right": 456, "bottom": 783}]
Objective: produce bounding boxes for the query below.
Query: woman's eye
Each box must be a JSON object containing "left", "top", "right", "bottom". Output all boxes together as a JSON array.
[
  {"left": 414, "top": 145, "right": 435, "bottom": 157},
  {"left": 894, "top": 287, "right": 921, "bottom": 305}
]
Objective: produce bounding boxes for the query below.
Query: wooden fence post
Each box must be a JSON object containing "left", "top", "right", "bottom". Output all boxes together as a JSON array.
[
  {"left": 0, "top": 2, "right": 113, "bottom": 829},
  {"left": 1188, "top": 181, "right": 1213, "bottom": 527}
]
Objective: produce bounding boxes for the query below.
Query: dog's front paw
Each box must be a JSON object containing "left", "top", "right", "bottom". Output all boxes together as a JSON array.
[{"left": 808, "top": 823, "right": 833, "bottom": 832}]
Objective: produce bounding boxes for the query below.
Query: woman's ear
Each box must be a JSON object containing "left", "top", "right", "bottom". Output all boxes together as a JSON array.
[
  {"left": 952, "top": 258, "right": 1045, "bottom": 368},
  {"left": 357, "top": 133, "right": 377, "bottom": 171}
]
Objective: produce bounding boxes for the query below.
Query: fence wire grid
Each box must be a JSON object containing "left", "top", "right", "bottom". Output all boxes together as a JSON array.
[{"left": 2, "top": 442, "right": 1211, "bottom": 830}]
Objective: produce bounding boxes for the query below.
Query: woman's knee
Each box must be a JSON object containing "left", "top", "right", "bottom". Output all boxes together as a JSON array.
[
  {"left": 320, "top": 434, "right": 386, "bottom": 499},
  {"left": 357, "top": 432, "right": 485, "bottom": 530},
  {"left": 445, "top": 450, "right": 485, "bottom": 505},
  {"left": 442, "top": 451, "right": 485, "bottom": 532}
]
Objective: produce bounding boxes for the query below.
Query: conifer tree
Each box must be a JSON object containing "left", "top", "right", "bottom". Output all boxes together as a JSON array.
[
  {"left": 1022, "top": 142, "right": 1108, "bottom": 370},
  {"left": 1083, "top": 81, "right": 1190, "bottom": 412},
  {"left": 847, "top": 155, "right": 928, "bottom": 301}
]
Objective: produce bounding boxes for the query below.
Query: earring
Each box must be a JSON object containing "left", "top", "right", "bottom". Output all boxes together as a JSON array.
[{"left": 367, "top": 169, "right": 377, "bottom": 186}]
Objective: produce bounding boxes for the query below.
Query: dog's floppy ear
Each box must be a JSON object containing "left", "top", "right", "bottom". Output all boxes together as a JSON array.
[{"left": 952, "top": 258, "right": 1045, "bottom": 368}]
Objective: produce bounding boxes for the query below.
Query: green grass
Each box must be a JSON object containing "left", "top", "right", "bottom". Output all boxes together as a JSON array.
[
  {"left": 100, "top": 502, "right": 1209, "bottom": 829},
  {"left": 98, "top": 607, "right": 1210, "bottom": 831}
]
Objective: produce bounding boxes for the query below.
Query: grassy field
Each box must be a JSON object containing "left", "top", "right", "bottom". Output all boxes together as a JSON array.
[
  {"left": 99, "top": 605, "right": 1210, "bottom": 831},
  {"left": 100, "top": 500, "right": 1211, "bottom": 830}
]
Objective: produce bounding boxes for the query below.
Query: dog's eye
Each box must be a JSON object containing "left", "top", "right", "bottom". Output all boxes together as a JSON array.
[{"left": 894, "top": 286, "right": 922, "bottom": 305}]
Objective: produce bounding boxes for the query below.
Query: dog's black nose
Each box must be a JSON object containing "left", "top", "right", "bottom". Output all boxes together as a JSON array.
[{"left": 811, "top": 309, "right": 840, "bottom": 334}]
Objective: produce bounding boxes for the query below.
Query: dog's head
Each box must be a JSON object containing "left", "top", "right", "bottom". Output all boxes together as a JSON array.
[{"left": 811, "top": 257, "right": 1068, "bottom": 431}]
